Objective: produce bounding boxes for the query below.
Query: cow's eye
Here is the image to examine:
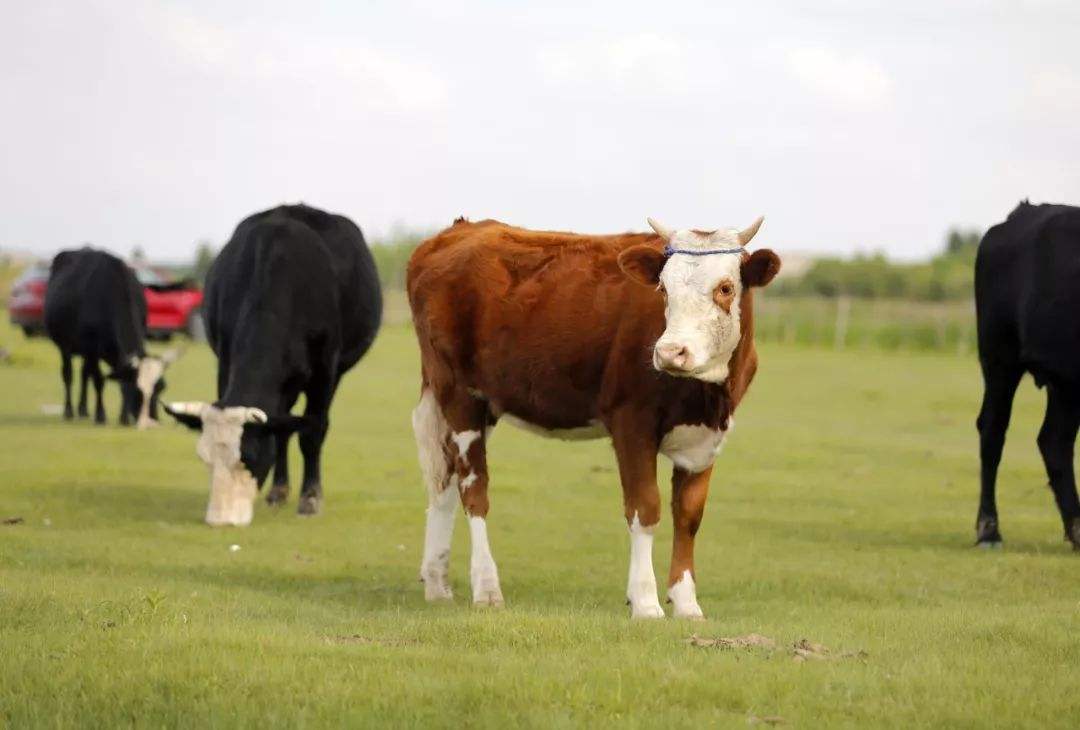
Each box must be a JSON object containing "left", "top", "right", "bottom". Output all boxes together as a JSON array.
[
  {"left": 719, "top": 283, "right": 733, "bottom": 297},
  {"left": 657, "top": 283, "right": 667, "bottom": 298}
]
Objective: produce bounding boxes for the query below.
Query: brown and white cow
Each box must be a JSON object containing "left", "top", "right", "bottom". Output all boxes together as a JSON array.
[{"left": 406, "top": 216, "right": 780, "bottom": 618}]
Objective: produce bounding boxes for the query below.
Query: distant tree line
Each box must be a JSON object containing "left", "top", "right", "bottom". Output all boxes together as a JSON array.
[
  {"left": 772, "top": 228, "right": 981, "bottom": 301},
  {"left": 178, "top": 225, "right": 983, "bottom": 303}
]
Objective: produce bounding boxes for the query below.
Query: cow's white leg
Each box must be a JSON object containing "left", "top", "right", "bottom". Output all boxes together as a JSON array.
[
  {"left": 422, "top": 486, "right": 457, "bottom": 600},
  {"left": 468, "top": 515, "right": 504, "bottom": 607},
  {"left": 627, "top": 513, "right": 664, "bottom": 618},
  {"left": 668, "top": 569, "right": 703, "bottom": 619},
  {"left": 413, "top": 389, "right": 456, "bottom": 600}
]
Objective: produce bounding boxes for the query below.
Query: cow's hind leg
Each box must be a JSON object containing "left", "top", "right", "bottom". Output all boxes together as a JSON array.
[
  {"left": 450, "top": 406, "right": 501, "bottom": 607},
  {"left": 77, "top": 357, "right": 90, "bottom": 418},
  {"left": 975, "top": 363, "right": 1022, "bottom": 546},
  {"left": 1037, "top": 387, "right": 1080, "bottom": 548},
  {"left": 87, "top": 357, "right": 106, "bottom": 424},
  {"left": 413, "top": 388, "right": 457, "bottom": 600},
  {"left": 60, "top": 352, "right": 74, "bottom": 420}
]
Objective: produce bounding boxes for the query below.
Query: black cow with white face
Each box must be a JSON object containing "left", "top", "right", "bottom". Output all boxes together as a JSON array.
[
  {"left": 43, "top": 248, "right": 176, "bottom": 427},
  {"left": 165, "top": 204, "right": 382, "bottom": 526},
  {"left": 975, "top": 201, "right": 1080, "bottom": 549}
]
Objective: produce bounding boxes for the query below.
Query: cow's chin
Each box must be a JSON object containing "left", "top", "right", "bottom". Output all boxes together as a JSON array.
[
  {"left": 656, "top": 358, "right": 730, "bottom": 384},
  {"left": 205, "top": 465, "right": 257, "bottom": 527}
]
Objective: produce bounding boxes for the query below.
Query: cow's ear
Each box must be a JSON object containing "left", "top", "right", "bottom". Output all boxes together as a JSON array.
[
  {"left": 618, "top": 245, "right": 667, "bottom": 287},
  {"left": 741, "top": 249, "right": 781, "bottom": 288},
  {"left": 164, "top": 402, "right": 205, "bottom": 431}
]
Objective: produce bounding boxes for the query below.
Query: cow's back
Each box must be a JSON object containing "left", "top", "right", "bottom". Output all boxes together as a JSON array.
[
  {"left": 205, "top": 205, "right": 380, "bottom": 379},
  {"left": 44, "top": 248, "right": 145, "bottom": 365},
  {"left": 977, "top": 203, "right": 1080, "bottom": 386},
  {"left": 407, "top": 219, "right": 669, "bottom": 428}
]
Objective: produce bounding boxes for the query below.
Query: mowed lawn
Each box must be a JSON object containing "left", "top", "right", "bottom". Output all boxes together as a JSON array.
[{"left": 2, "top": 315, "right": 1079, "bottom": 728}]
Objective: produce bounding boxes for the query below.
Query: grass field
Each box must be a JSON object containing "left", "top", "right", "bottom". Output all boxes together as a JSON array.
[{"left": 2, "top": 315, "right": 1079, "bottom": 728}]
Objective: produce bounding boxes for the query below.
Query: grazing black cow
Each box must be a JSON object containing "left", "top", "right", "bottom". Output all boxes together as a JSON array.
[
  {"left": 975, "top": 201, "right": 1080, "bottom": 549},
  {"left": 43, "top": 247, "right": 176, "bottom": 427},
  {"left": 165, "top": 204, "right": 382, "bottom": 526}
]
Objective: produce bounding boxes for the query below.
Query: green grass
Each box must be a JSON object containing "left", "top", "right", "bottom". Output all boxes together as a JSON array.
[{"left": 1, "top": 315, "right": 1079, "bottom": 729}]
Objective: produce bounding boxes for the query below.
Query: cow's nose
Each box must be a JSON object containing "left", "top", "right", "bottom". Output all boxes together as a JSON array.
[{"left": 655, "top": 342, "right": 692, "bottom": 371}]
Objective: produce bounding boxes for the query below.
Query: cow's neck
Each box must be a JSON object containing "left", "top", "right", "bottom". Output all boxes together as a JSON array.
[{"left": 657, "top": 375, "right": 732, "bottom": 434}]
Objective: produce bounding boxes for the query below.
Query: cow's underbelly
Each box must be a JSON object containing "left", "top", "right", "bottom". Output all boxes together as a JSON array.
[
  {"left": 659, "top": 422, "right": 730, "bottom": 473},
  {"left": 500, "top": 413, "right": 608, "bottom": 441}
]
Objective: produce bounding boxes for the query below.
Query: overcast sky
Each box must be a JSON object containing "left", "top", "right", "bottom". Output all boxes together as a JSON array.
[{"left": 2, "top": 0, "right": 1078, "bottom": 261}]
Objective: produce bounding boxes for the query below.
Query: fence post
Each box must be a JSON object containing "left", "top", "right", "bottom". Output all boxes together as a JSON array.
[{"left": 834, "top": 296, "right": 851, "bottom": 350}]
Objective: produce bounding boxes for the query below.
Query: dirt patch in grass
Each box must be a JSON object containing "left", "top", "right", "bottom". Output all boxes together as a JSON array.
[
  {"left": 687, "top": 633, "right": 776, "bottom": 650},
  {"left": 688, "top": 634, "right": 867, "bottom": 662}
]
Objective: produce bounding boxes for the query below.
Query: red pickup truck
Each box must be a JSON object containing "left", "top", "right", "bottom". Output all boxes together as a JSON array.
[{"left": 8, "top": 262, "right": 204, "bottom": 340}]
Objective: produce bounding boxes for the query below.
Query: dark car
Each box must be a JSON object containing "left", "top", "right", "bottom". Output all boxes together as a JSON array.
[{"left": 8, "top": 261, "right": 204, "bottom": 340}]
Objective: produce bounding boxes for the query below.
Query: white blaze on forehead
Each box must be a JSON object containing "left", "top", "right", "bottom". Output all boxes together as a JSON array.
[{"left": 657, "top": 229, "right": 745, "bottom": 383}]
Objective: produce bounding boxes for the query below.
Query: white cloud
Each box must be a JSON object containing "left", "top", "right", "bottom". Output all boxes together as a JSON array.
[
  {"left": 1031, "top": 66, "right": 1080, "bottom": 111},
  {"left": 148, "top": 4, "right": 448, "bottom": 112},
  {"left": 786, "top": 46, "right": 892, "bottom": 108},
  {"left": 536, "top": 33, "right": 691, "bottom": 93}
]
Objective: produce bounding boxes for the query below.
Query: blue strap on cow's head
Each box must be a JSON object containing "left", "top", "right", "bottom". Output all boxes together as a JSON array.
[{"left": 663, "top": 245, "right": 746, "bottom": 258}]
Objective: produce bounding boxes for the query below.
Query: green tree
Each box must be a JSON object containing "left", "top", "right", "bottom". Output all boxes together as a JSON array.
[{"left": 192, "top": 241, "right": 216, "bottom": 283}]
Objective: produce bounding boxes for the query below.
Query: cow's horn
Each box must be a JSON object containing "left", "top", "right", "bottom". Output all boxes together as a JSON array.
[
  {"left": 244, "top": 408, "right": 268, "bottom": 424},
  {"left": 647, "top": 217, "right": 674, "bottom": 242},
  {"left": 167, "top": 401, "right": 208, "bottom": 417},
  {"left": 737, "top": 216, "right": 764, "bottom": 245}
]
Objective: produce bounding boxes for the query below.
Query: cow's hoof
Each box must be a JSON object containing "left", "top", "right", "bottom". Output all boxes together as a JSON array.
[
  {"left": 671, "top": 603, "right": 705, "bottom": 620},
  {"left": 424, "top": 581, "right": 454, "bottom": 602},
  {"left": 266, "top": 484, "right": 289, "bottom": 506},
  {"left": 297, "top": 495, "right": 321, "bottom": 516},
  {"left": 472, "top": 588, "right": 505, "bottom": 608},
  {"left": 975, "top": 516, "right": 1003, "bottom": 547},
  {"left": 629, "top": 601, "right": 665, "bottom": 619},
  {"left": 1065, "top": 519, "right": 1080, "bottom": 551}
]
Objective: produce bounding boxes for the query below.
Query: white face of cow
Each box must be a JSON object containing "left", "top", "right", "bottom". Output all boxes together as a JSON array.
[
  {"left": 131, "top": 349, "right": 180, "bottom": 430},
  {"left": 618, "top": 217, "right": 780, "bottom": 384},
  {"left": 654, "top": 228, "right": 748, "bottom": 382},
  {"left": 167, "top": 401, "right": 267, "bottom": 527}
]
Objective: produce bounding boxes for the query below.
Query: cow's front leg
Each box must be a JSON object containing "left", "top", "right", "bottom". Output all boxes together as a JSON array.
[
  {"left": 668, "top": 465, "right": 712, "bottom": 619},
  {"left": 612, "top": 420, "right": 664, "bottom": 619}
]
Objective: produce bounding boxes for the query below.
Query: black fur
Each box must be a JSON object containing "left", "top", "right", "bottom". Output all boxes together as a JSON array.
[
  {"left": 43, "top": 248, "right": 152, "bottom": 425},
  {"left": 974, "top": 201, "right": 1080, "bottom": 548},
  {"left": 201, "top": 204, "right": 382, "bottom": 512}
]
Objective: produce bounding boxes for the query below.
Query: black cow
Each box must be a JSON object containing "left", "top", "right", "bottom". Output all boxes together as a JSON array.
[
  {"left": 975, "top": 201, "right": 1080, "bottom": 549},
  {"left": 43, "top": 247, "right": 175, "bottom": 427},
  {"left": 165, "top": 204, "right": 382, "bottom": 526}
]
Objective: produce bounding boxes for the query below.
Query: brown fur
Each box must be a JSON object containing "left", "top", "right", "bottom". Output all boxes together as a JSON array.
[{"left": 407, "top": 219, "right": 779, "bottom": 594}]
